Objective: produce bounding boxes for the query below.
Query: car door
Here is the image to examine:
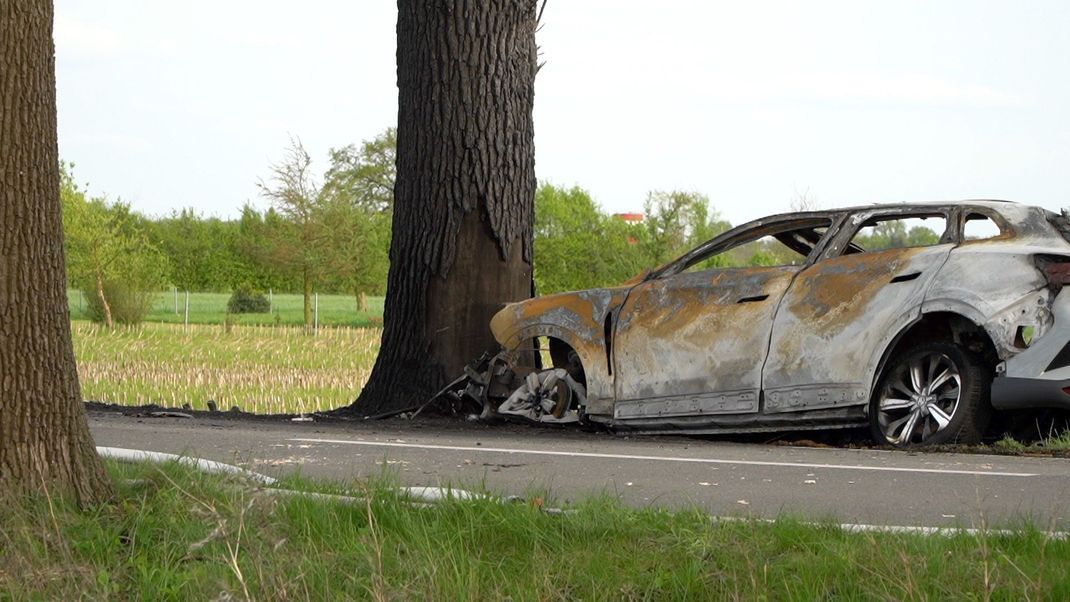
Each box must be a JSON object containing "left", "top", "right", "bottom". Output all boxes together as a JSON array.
[
  {"left": 611, "top": 217, "right": 833, "bottom": 420},
  {"left": 761, "top": 208, "right": 954, "bottom": 413}
]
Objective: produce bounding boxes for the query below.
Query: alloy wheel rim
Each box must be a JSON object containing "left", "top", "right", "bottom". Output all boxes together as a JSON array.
[{"left": 877, "top": 352, "right": 962, "bottom": 445}]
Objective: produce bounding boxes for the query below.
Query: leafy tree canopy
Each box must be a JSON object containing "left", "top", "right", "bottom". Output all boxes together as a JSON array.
[{"left": 61, "top": 163, "right": 168, "bottom": 325}]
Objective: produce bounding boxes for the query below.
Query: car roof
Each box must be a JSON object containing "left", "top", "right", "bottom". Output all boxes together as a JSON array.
[
  {"left": 760, "top": 199, "right": 1027, "bottom": 222},
  {"left": 649, "top": 200, "right": 1053, "bottom": 280}
]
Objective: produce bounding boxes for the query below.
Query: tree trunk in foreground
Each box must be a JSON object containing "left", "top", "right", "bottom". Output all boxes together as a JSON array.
[
  {"left": 347, "top": 0, "right": 537, "bottom": 415},
  {"left": 0, "top": 0, "right": 112, "bottom": 504}
]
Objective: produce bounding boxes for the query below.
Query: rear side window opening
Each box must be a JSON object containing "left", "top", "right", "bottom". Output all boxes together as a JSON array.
[
  {"left": 962, "top": 212, "right": 1005, "bottom": 241},
  {"left": 844, "top": 214, "right": 948, "bottom": 254}
]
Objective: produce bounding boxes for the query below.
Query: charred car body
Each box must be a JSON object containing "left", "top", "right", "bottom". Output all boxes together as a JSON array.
[{"left": 468, "top": 201, "right": 1070, "bottom": 446}]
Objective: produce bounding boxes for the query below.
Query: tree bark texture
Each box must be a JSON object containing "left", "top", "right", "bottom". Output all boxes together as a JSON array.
[
  {"left": 350, "top": 0, "right": 537, "bottom": 415},
  {"left": 0, "top": 0, "right": 112, "bottom": 504}
]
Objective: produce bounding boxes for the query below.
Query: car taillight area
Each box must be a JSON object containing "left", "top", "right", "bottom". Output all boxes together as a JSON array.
[
  {"left": 988, "top": 254, "right": 1070, "bottom": 353},
  {"left": 1035, "top": 254, "right": 1070, "bottom": 291},
  {"left": 980, "top": 254, "right": 1070, "bottom": 353}
]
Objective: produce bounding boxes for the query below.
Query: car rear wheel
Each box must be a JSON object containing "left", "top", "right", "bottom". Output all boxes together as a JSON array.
[{"left": 870, "top": 341, "right": 990, "bottom": 446}]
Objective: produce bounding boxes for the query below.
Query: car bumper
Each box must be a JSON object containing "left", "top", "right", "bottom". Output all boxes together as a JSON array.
[{"left": 991, "top": 376, "right": 1070, "bottom": 411}]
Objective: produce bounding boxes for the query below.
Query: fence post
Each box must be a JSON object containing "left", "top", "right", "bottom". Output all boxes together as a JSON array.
[
  {"left": 184, "top": 291, "right": 190, "bottom": 331},
  {"left": 269, "top": 288, "right": 273, "bottom": 313},
  {"left": 314, "top": 292, "right": 319, "bottom": 335},
  {"left": 174, "top": 286, "right": 178, "bottom": 314}
]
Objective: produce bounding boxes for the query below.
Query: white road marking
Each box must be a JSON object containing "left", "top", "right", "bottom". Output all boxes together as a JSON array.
[
  {"left": 834, "top": 522, "right": 1066, "bottom": 540},
  {"left": 289, "top": 437, "right": 1037, "bottom": 478},
  {"left": 710, "top": 515, "right": 1069, "bottom": 540}
]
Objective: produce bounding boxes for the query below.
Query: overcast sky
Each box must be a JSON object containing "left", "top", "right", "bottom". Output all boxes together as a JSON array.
[{"left": 54, "top": 0, "right": 1070, "bottom": 226}]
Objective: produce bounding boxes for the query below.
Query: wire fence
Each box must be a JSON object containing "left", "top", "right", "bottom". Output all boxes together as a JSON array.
[{"left": 67, "top": 288, "right": 384, "bottom": 330}]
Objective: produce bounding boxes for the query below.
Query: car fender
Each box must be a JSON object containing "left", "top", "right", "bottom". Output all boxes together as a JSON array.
[
  {"left": 865, "top": 300, "right": 1010, "bottom": 417},
  {"left": 489, "top": 287, "right": 631, "bottom": 407},
  {"left": 920, "top": 297, "right": 1001, "bottom": 348},
  {"left": 858, "top": 304, "right": 926, "bottom": 414}
]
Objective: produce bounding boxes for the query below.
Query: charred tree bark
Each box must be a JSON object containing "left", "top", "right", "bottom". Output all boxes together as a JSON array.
[
  {"left": 0, "top": 0, "right": 112, "bottom": 504},
  {"left": 347, "top": 0, "right": 537, "bottom": 415}
]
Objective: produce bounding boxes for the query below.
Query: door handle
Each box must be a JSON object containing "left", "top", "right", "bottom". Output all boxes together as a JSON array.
[
  {"left": 889, "top": 271, "right": 922, "bottom": 284},
  {"left": 737, "top": 294, "right": 769, "bottom": 304}
]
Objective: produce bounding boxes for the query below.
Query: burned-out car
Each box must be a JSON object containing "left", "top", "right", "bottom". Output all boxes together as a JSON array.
[{"left": 473, "top": 201, "right": 1070, "bottom": 446}]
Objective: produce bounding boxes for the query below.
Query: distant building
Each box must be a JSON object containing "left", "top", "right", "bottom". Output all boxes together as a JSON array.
[
  {"left": 613, "top": 212, "right": 644, "bottom": 223},
  {"left": 612, "top": 212, "right": 644, "bottom": 245}
]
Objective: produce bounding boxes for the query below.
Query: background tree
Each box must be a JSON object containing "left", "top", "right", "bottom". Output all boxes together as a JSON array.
[
  {"left": 257, "top": 138, "right": 328, "bottom": 327},
  {"left": 640, "top": 190, "right": 730, "bottom": 266},
  {"left": 0, "top": 0, "right": 111, "bottom": 503},
  {"left": 233, "top": 204, "right": 300, "bottom": 293},
  {"left": 853, "top": 220, "right": 941, "bottom": 251},
  {"left": 533, "top": 183, "right": 647, "bottom": 294},
  {"left": 322, "top": 127, "right": 397, "bottom": 212},
  {"left": 348, "top": 0, "right": 539, "bottom": 415},
  {"left": 790, "top": 186, "right": 820, "bottom": 213},
  {"left": 149, "top": 208, "right": 249, "bottom": 292},
  {"left": 321, "top": 128, "right": 396, "bottom": 305},
  {"left": 57, "top": 128, "right": 403, "bottom": 302},
  {"left": 321, "top": 201, "right": 391, "bottom": 306},
  {"left": 61, "top": 165, "right": 167, "bottom": 326}
]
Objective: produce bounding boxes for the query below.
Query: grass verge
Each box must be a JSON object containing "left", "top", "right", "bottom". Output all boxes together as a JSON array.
[
  {"left": 2, "top": 459, "right": 1068, "bottom": 600},
  {"left": 994, "top": 431, "right": 1070, "bottom": 454},
  {"left": 72, "top": 322, "right": 380, "bottom": 413}
]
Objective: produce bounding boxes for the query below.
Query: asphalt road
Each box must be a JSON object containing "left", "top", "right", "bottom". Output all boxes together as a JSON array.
[{"left": 88, "top": 410, "right": 1070, "bottom": 530}]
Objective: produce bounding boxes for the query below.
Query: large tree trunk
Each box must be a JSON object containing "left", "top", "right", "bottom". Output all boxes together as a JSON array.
[
  {"left": 0, "top": 0, "right": 112, "bottom": 504},
  {"left": 348, "top": 0, "right": 537, "bottom": 415}
]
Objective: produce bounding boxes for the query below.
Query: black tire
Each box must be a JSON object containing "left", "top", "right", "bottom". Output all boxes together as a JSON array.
[{"left": 869, "top": 341, "right": 991, "bottom": 446}]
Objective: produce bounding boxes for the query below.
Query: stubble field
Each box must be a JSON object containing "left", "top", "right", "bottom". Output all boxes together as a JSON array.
[{"left": 71, "top": 321, "right": 382, "bottom": 414}]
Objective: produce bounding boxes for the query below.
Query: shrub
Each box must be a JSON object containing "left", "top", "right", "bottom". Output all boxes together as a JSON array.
[
  {"left": 227, "top": 286, "right": 270, "bottom": 314},
  {"left": 83, "top": 280, "right": 156, "bottom": 325}
]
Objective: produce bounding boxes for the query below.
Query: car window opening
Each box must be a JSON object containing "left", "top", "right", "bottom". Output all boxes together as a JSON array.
[
  {"left": 964, "top": 212, "right": 1004, "bottom": 241},
  {"left": 845, "top": 214, "right": 947, "bottom": 254},
  {"left": 681, "top": 220, "right": 833, "bottom": 273}
]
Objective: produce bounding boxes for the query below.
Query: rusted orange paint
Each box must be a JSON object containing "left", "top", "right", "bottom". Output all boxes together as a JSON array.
[
  {"left": 787, "top": 247, "right": 925, "bottom": 332},
  {"left": 623, "top": 281, "right": 768, "bottom": 339},
  {"left": 612, "top": 267, "right": 798, "bottom": 400},
  {"left": 490, "top": 287, "right": 632, "bottom": 403},
  {"left": 957, "top": 228, "right": 1016, "bottom": 246},
  {"left": 516, "top": 293, "right": 597, "bottom": 325}
]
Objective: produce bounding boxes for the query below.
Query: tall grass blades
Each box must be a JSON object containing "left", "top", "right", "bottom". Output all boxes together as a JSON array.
[{"left": 3, "top": 460, "right": 1068, "bottom": 600}]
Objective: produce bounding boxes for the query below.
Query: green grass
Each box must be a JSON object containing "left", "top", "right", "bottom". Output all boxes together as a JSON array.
[
  {"left": 994, "top": 434, "right": 1028, "bottom": 453},
  {"left": 1045, "top": 430, "right": 1070, "bottom": 450},
  {"left": 995, "top": 431, "right": 1070, "bottom": 454},
  {"left": 67, "top": 289, "right": 385, "bottom": 327},
  {"left": 3, "top": 459, "right": 1068, "bottom": 600},
  {"left": 72, "top": 321, "right": 380, "bottom": 414}
]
